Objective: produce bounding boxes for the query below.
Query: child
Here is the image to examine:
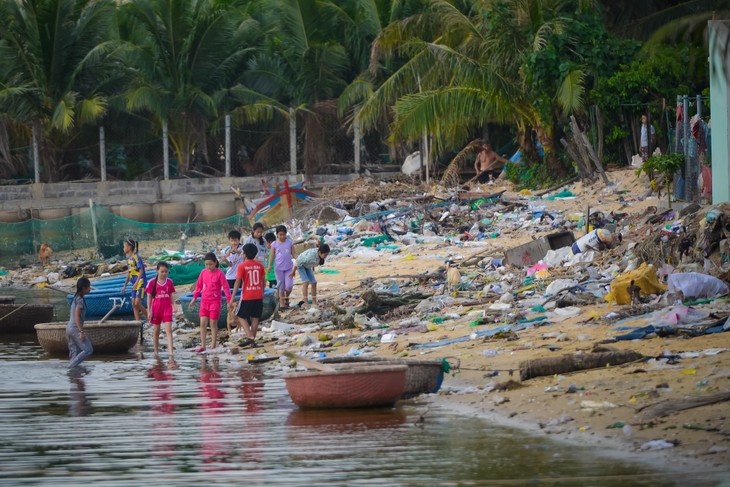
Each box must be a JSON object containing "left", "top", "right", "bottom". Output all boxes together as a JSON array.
[
  {"left": 228, "top": 243, "right": 265, "bottom": 345},
  {"left": 191, "top": 252, "right": 231, "bottom": 353},
  {"left": 221, "top": 230, "right": 244, "bottom": 289},
  {"left": 243, "top": 222, "right": 268, "bottom": 267},
  {"left": 269, "top": 225, "right": 296, "bottom": 308},
  {"left": 121, "top": 238, "right": 149, "bottom": 327},
  {"left": 264, "top": 232, "right": 277, "bottom": 289},
  {"left": 145, "top": 262, "right": 176, "bottom": 359},
  {"left": 292, "top": 244, "right": 330, "bottom": 306},
  {"left": 67, "top": 277, "right": 93, "bottom": 368}
]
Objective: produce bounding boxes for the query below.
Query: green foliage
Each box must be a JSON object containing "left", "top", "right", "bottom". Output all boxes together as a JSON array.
[
  {"left": 505, "top": 161, "right": 566, "bottom": 190},
  {"left": 635, "top": 152, "right": 684, "bottom": 206}
]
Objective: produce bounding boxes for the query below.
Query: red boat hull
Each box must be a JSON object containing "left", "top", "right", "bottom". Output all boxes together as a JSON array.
[{"left": 284, "top": 365, "right": 407, "bottom": 409}]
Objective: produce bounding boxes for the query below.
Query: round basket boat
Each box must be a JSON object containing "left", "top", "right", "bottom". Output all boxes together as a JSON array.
[
  {"left": 284, "top": 364, "right": 407, "bottom": 409},
  {"left": 320, "top": 357, "right": 444, "bottom": 399},
  {"left": 34, "top": 321, "right": 141, "bottom": 355}
]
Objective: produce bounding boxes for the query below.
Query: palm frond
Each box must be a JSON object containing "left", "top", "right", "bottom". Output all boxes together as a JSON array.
[{"left": 556, "top": 69, "right": 584, "bottom": 115}]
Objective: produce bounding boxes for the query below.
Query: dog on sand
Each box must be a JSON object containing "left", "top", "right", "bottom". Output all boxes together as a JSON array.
[{"left": 39, "top": 243, "right": 53, "bottom": 266}]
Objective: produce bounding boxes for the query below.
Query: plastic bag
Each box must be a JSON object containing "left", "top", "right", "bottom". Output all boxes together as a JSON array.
[{"left": 667, "top": 272, "right": 729, "bottom": 300}]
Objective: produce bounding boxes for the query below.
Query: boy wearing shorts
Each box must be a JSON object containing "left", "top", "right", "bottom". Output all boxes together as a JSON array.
[
  {"left": 293, "top": 244, "right": 330, "bottom": 306},
  {"left": 229, "top": 243, "right": 265, "bottom": 346}
]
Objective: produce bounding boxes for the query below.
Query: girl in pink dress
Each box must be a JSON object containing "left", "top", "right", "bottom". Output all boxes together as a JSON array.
[
  {"left": 145, "top": 262, "right": 177, "bottom": 359},
  {"left": 192, "top": 253, "right": 232, "bottom": 353}
]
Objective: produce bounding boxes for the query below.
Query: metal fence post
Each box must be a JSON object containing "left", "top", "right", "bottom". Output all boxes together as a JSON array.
[
  {"left": 225, "top": 114, "right": 231, "bottom": 177},
  {"left": 162, "top": 119, "right": 169, "bottom": 180},
  {"left": 682, "top": 95, "right": 692, "bottom": 201},
  {"left": 353, "top": 117, "right": 361, "bottom": 174},
  {"left": 289, "top": 107, "right": 296, "bottom": 175},
  {"left": 99, "top": 126, "right": 107, "bottom": 182},
  {"left": 32, "top": 122, "right": 40, "bottom": 183}
]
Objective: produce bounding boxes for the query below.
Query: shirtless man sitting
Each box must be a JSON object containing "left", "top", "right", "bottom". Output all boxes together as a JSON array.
[{"left": 474, "top": 142, "right": 509, "bottom": 183}]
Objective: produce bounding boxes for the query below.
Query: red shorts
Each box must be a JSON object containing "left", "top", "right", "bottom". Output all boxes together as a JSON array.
[{"left": 199, "top": 300, "right": 222, "bottom": 320}]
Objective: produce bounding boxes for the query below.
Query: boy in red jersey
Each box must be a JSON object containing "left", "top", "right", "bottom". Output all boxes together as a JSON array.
[{"left": 229, "top": 243, "right": 265, "bottom": 346}]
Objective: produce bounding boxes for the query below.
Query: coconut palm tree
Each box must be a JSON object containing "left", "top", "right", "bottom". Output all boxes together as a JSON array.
[
  {"left": 118, "top": 0, "right": 261, "bottom": 176},
  {"left": 232, "top": 0, "right": 355, "bottom": 178},
  {"left": 358, "top": 0, "right": 606, "bottom": 180},
  {"left": 0, "top": 0, "right": 118, "bottom": 182}
]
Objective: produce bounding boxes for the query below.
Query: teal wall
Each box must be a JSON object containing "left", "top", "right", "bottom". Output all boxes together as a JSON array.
[{"left": 710, "top": 21, "right": 730, "bottom": 203}]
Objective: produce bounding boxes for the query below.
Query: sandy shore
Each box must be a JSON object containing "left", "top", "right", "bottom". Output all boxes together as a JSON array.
[{"left": 4, "top": 168, "right": 729, "bottom": 476}]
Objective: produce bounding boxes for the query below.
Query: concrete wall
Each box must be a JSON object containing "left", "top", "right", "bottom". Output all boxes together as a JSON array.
[
  {"left": 0, "top": 173, "right": 382, "bottom": 213},
  {"left": 710, "top": 21, "right": 730, "bottom": 204}
]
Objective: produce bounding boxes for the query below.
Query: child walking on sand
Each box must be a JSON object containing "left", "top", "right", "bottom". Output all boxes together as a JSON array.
[
  {"left": 243, "top": 223, "right": 268, "bottom": 267},
  {"left": 229, "top": 243, "right": 265, "bottom": 345},
  {"left": 221, "top": 230, "right": 244, "bottom": 289},
  {"left": 192, "top": 253, "right": 231, "bottom": 353},
  {"left": 269, "top": 225, "right": 296, "bottom": 309},
  {"left": 67, "top": 277, "right": 93, "bottom": 368},
  {"left": 122, "top": 238, "right": 149, "bottom": 326},
  {"left": 145, "top": 262, "right": 177, "bottom": 359},
  {"left": 264, "top": 232, "right": 277, "bottom": 289},
  {"left": 293, "top": 244, "right": 330, "bottom": 306}
]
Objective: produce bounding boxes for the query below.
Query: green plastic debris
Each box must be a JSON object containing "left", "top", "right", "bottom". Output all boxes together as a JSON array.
[
  {"left": 517, "top": 315, "right": 548, "bottom": 324},
  {"left": 441, "top": 358, "right": 452, "bottom": 374},
  {"left": 319, "top": 268, "right": 340, "bottom": 274},
  {"left": 546, "top": 190, "right": 576, "bottom": 200},
  {"left": 531, "top": 305, "right": 547, "bottom": 313},
  {"left": 361, "top": 235, "right": 392, "bottom": 247}
]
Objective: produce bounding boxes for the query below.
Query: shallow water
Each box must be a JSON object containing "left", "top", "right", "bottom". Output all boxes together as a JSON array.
[{"left": 1, "top": 336, "right": 727, "bottom": 486}]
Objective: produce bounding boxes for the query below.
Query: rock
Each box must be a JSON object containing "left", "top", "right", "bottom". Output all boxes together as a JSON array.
[
  {"left": 295, "top": 334, "right": 314, "bottom": 347},
  {"left": 46, "top": 272, "right": 60, "bottom": 284},
  {"left": 707, "top": 446, "right": 729, "bottom": 454},
  {"left": 492, "top": 395, "right": 508, "bottom": 405}
]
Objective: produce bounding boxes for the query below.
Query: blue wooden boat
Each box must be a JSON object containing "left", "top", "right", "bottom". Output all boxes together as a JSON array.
[
  {"left": 179, "top": 288, "right": 277, "bottom": 328},
  {"left": 66, "top": 289, "right": 143, "bottom": 316}
]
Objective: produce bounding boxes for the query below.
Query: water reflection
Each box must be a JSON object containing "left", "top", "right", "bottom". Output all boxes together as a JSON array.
[
  {"left": 68, "top": 366, "right": 90, "bottom": 417},
  {"left": 286, "top": 408, "right": 407, "bottom": 430},
  {"left": 199, "top": 356, "right": 230, "bottom": 469},
  {"left": 147, "top": 358, "right": 177, "bottom": 459}
]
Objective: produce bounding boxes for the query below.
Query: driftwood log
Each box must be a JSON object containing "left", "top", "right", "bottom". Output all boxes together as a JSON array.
[
  {"left": 519, "top": 350, "right": 643, "bottom": 381},
  {"left": 637, "top": 392, "right": 730, "bottom": 421},
  {"left": 354, "top": 290, "right": 432, "bottom": 315}
]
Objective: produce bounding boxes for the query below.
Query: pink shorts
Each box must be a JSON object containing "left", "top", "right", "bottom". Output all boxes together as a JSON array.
[
  {"left": 199, "top": 300, "right": 222, "bottom": 320},
  {"left": 150, "top": 302, "right": 172, "bottom": 325}
]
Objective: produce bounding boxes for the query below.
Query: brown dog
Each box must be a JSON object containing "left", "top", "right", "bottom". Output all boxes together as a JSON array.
[{"left": 39, "top": 243, "right": 53, "bottom": 265}]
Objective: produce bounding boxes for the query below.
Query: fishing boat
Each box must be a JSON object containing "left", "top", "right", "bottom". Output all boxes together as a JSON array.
[
  {"left": 247, "top": 180, "right": 317, "bottom": 225},
  {"left": 284, "top": 364, "right": 407, "bottom": 409},
  {"left": 66, "top": 289, "right": 140, "bottom": 317},
  {"left": 0, "top": 304, "right": 55, "bottom": 334},
  {"left": 319, "top": 356, "right": 446, "bottom": 399},
  {"left": 178, "top": 288, "right": 277, "bottom": 328},
  {"left": 35, "top": 320, "right": 141, "bottom": 354}
]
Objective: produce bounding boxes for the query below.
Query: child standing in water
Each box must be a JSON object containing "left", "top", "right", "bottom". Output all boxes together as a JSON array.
[
  {"left": 191, "top": 253, "right": 231, "bottom": 353},
  {"left": 221, "top": 230, "right": 244, "bottom": 289},
  {"left": 145, "top": 262, "right": 176, "bottom": 359},
  {"left": 122, "top": 238, "right": 149, "bottom": 325},
  {"left": 67, "top": 277, "right": 93, "bottom": 368},
  {"left": 269, "top": 225, "right": 296, "bottom": 308}
]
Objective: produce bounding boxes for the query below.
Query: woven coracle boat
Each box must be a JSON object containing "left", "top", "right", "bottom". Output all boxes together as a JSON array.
[
  {"left": 179, "top": 288, "right": 277, "bottom": 328},
  {"left": 0, "top": 304, "right": 54, "bottom": 333},
  {"left": 320, "top": 357, "right": 445, "bottom": 399},
  {"left": 34, "top": 321, "right": 141, "bottom": 355},
  {"left": 284, "top": 364, "right": 407, "bottom": 409}
]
